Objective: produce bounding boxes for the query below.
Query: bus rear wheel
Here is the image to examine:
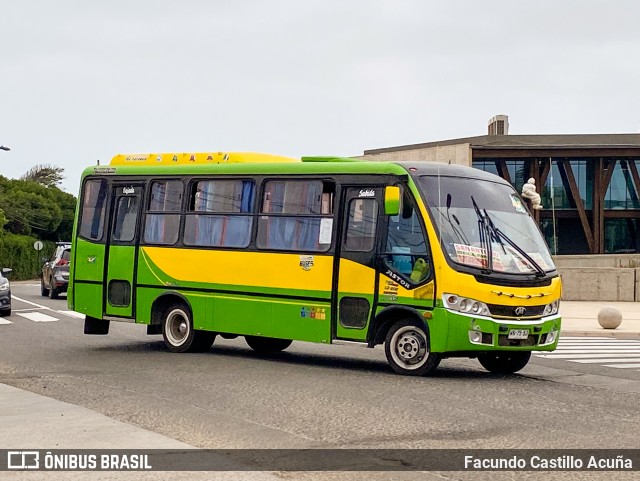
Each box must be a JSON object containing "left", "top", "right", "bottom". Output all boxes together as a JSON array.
[
  {"left": 384, "top": 321, "right": 440, "bottom": 376},
  {"left": 245, "top": 336, "right": 292, "bottom": 353},
  {"left": 478, "top": 351, "right": 531, "bottom": 374},
  {"left": 162, "top": 303, "right": 216, "bottom": 353}
]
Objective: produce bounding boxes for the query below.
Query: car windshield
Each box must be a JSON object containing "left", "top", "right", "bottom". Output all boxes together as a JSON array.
[{"left": 418, "top": 175, "right": 555, "bottom": 275}]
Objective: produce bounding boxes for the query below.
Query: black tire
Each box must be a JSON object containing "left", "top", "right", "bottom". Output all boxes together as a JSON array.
[
  {"left": 478, "top": 351, "right": 531, "bottom": 374},
  {"left": 245, "top": 336, "right": 292, "bottom": 353},
  {"left": 48, "top": 277, "right": 59, "bottom": 299},
  {"left": 0, "top": 309, "right": 10, "bottom": 317},
  {"left": 40, "top": 276, "right": 49, "bottom": 297},
  {"left": 161, "top": 303, "right": 215, "bottom": 353},
  {"left": 384, "top": 320, "right": 441, "bottom": 376}
]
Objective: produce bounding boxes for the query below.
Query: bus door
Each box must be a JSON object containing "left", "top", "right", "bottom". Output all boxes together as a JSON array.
[
  {"left": 104, "top": 183, "right": 143, "bottom": 318},
  {"left": 334, "top": 186, "right": 385, "bottom": 341}
]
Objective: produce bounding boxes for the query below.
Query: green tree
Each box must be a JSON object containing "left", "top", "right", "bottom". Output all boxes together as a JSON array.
[{"left": 20, "top": 164, "right": 65, "bottom": 187}]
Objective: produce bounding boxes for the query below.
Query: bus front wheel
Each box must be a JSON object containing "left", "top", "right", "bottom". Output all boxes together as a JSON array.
[
  {"left": 245, "top": 336, "right": 292, "bottom": 353},
  {"left": 478, "top": 351, "right": 531, "bottom": 374},
  {"left": 162, "top": 304, "right": 216, "bottom": 353},
  {"left": 384, "top": 321, "right": 440, "bottom": 376}
]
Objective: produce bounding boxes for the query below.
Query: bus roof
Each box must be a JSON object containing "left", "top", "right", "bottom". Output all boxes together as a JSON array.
[{"left": 110, "top": 152, "right": 299, "bottom": 166}]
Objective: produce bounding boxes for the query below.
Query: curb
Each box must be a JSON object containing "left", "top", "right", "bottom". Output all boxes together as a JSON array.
[{"left": 560, "top": 329, "right": 640, "bottom": 340}]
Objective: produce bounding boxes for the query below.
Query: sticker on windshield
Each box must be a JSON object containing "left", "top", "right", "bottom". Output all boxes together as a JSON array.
[
  {"left": 454, "top": 244, "right": 505, "bottom": 270},
  {"left": 510, "top": 194, "right": 526, "bottom": 213},
  {"left": 507, "top": 248, "right": 548, "bottom": 272}
]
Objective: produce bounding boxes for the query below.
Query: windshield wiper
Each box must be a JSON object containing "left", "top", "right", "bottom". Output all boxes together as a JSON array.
[
  {"left": 470, "top": 196, "right": 493, "bottom": 275},
  {"left": 470, "top": 196, "right": 546, "bottom": 277},
  {"left": 483, "top": 208, "right": 546, "bottom": 277}
]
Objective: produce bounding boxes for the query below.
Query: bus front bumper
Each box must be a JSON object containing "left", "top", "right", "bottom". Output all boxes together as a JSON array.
[{"left": 433, "top": 309, "right": 561, "bottom": 353}]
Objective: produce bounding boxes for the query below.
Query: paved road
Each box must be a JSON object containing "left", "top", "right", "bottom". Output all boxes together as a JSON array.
[{"left": 3, "top": 283, "right": 640, "bottom": 480}]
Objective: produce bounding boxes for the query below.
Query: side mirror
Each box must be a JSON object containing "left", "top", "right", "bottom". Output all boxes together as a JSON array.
[
  {"left": 2, "top": 268, "right": 12, "bottom": 276},
  {"left": 384, "top": 186, "right": 401, "bottom": 216}
]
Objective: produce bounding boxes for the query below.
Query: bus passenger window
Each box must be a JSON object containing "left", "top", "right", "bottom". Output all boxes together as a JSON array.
[
  {"left": 184, "top": 180, "right": 254, "bottom": 248},
  {"left": 257, "top": 180, "right": 334, "bottom": 252},
  {"left": 143, "top": 180, "right": 183, "bottom": 245},
  {"left": 344, "top": 198, "right": 378, "bottom": 252}
]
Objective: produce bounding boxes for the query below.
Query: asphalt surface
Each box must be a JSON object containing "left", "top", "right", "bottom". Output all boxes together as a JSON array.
[{"left": 2, "top": 282, "right": 640, "bottom": 480}]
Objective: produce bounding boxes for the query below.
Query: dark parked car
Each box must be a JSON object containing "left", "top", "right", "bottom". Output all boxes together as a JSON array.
[
  {"left": 0, "top": 267, "right": 12, "bottom": 316},
  {"left": 41, "top": 242, "right": 71, "bottom": 299}
]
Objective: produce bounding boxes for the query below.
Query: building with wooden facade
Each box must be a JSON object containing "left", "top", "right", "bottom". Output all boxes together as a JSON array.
[{"left": 359, "top": 122, "right": 640, "bottom": 256}]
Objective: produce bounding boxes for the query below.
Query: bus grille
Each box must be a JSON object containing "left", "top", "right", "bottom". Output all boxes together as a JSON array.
[{"left": 487, "top": 304, "right": 546, "bottom": 319}]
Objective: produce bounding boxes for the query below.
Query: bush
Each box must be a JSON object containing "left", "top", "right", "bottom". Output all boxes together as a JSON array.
[{"left": 0, "top": 233, "right": 56, "bottom": 280}]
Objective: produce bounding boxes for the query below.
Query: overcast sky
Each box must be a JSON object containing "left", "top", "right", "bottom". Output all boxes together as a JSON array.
[{"left": 2, "top": 1, "right": 640, "bottom": 193}]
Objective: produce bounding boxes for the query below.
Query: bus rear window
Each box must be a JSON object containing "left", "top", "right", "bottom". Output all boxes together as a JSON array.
[{"left": 79, "top": 179, "right": 108, "bottom": 241}]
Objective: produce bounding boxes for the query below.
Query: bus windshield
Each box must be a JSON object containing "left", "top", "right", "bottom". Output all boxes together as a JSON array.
[{"left": 419, "top": 175, "right": 555, "bottom": 275}]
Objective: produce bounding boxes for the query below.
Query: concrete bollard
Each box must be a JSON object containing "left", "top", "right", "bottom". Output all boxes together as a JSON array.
[{"left": 597, "top": 307, "right": 622, "bottom": 329}]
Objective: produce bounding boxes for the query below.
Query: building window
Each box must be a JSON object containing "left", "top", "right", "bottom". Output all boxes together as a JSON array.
[
  {"left": 604, "top": 160, "right": 640, "bottom": 210},
  {"left": 604, "top": 219, "right": 640, "bottom": 253},
  {"left": 539, "top": 159, "right": 593, "bottom": 210},
  {"left": 472, "top": 160, "right": 499, "bottom": 177}
]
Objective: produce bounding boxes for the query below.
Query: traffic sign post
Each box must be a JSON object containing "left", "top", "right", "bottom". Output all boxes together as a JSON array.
[{"left": 33, "top": 241, "right": 44, "bottom": 279}]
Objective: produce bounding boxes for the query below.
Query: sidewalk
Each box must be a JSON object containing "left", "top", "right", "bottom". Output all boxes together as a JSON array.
[
  {"left": 560, "top": 300, "right": 640, "bottom": 339},
  {"left": 0, "top": 383, "right": 280, "bottom": 479}
]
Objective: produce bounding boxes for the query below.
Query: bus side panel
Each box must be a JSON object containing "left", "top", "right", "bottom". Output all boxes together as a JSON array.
[
  {"left": 74, "top": 283, "right": 104, "bottom": 319},
  {"left": 136, "top": 248, "right": 333, "bottom": 342},
  {"left": 270, "top": 301, "right": 330, "bottom": 343},
  {"left": 71, "top": 238, "right": 106, "bottom": 318}
]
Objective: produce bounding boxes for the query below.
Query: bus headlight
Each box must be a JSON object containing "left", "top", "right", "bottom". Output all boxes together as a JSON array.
[
  {"left": 469, "top": 331, "right": 482, "bottom": 343},
  {"left": 541, "top": 329, "right": 559, "bottom": 345},
  {"left": 443, "top": 294, "right": 490, "bottom": 316},
  {"left": 0, "top": 281, "right": 9, "bottom": 291},
  {"left": 543, "top": 300, "right": 560, "bottom": 316}
]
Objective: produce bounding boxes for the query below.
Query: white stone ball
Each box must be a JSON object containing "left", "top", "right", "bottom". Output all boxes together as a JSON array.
[{"left": 597, "top": 307, "right": 622, "bottom": 329}]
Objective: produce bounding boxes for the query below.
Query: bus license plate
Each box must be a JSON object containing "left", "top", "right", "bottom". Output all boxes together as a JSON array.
[{"left": 508, "top": 329, "right": 530, "bottom": 340}]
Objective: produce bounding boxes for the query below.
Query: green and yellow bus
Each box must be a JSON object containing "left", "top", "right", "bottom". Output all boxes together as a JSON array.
[{"left": 69, "top": 151, "right": 561, "bottom": 375}]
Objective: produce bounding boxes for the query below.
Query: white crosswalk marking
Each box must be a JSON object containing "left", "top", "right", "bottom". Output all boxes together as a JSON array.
[
  {"left": 16, "top": 312, "right": 59, "bottom": 323},
  {"left": 534, "top": 337, "right": 640, "bottom": 370},
  {"left": 57, "top": 310, "right": 85, "bottom": 319},
  {"left": 1, "top": 309, "right": 85, "bottom": 327}
]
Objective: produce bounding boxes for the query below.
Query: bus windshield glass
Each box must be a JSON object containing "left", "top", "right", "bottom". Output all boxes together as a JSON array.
[{"left": 419, "top": 175, "right": 555, "bottom": 275}]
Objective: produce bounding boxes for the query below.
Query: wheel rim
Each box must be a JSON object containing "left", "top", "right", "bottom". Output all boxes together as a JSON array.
[
  {"left": 165, "top": 309, "right": 190, "bottom": 346},
  {"left": 390, "top": 325, "right": 429, "bottom": 370}
]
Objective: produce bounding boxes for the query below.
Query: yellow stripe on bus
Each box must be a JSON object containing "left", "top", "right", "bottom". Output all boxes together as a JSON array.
[{"left": 143, "top": 247, "right": 334, "bottom": 291}]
